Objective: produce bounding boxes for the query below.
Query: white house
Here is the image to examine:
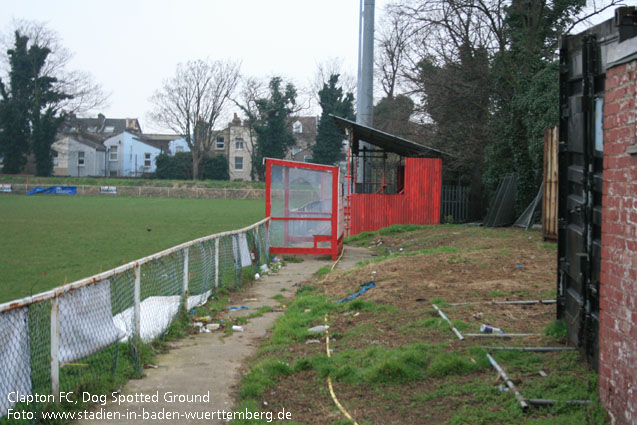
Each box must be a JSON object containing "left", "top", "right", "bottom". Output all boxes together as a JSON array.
[
  {"left": 103, "top": 132, "right": 162, "bottom": 177},
  {"left": 168, "top": 137, "right": 190, "bottom": 155},
  {"left": 52, "top": 136, "right": 106, "bottom": 177}
]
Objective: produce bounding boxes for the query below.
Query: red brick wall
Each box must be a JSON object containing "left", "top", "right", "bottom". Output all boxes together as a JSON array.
[{"left": 599, "top": 59, "right": 637, "bottom": 425}]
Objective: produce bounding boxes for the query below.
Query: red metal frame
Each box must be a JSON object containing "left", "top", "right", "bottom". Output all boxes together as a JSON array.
[{"left": 265, "top": 158, "right": 343, "bottom": 260}]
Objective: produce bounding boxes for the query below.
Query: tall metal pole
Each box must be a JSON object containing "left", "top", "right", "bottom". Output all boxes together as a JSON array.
[
  {"left": 358, "top": 0, "right": 374, "bottom": 128},
  {"left": 356, "top": 0, "right": 375, "bottom": 192}
]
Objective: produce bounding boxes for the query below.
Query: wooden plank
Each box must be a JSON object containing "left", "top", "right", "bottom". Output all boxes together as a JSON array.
[{"left": 542, "top": 127, "right": 559, "bottom": 240}]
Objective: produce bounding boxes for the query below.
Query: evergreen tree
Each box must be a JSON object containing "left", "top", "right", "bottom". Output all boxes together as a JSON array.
[
  {"left": 485, "top": 0, "right": 584, "bottom": 211},
  {"left": 312, "top": 74, "right": 354, "bottom": 165},
  {"left": 0, "top": 32, "right": 68, "bottom": 175},
  {"left": 373, "top": 94, "right": 414, "bottom": 139},
  {"left": 252, "top": 77, "right": 297, "bottom": 180}
]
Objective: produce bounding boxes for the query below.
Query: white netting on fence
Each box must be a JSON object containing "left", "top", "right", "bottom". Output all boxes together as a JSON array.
[
  {"left": 0, "top": 218, "right": 269, "bottom": 422},
  {"left": 0, "top": 308, "right": 31, "bottom": 415}
]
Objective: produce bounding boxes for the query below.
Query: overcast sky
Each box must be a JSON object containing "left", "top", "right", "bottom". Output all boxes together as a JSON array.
[
  {"left": 0, "top": 0, "right": 391, "bottom": 132},
  {"left": 0, "top": 0, "right": 630, "bottom": 133}
]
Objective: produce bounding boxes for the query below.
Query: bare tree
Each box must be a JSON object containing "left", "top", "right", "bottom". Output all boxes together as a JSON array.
[
  {"left": 231, "top": 76, "right": 266, "bottom": 180},
  {"left": 375, "top": 10, "right": 415, "bottom": 99},
  {"left": 0, "top": 19, "right": 109, "bottom": 114},
  {"left": 309, "top": 58, "right": 356, "bottom": 105},
  {"left": 150, "top": 59, "right": 240, "bottom": 179}
]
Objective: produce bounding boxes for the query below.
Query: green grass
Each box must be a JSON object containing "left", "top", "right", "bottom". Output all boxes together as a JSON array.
[
  {"left": 233, "top": 224, "right": 608, "bottom": 425},
  {"left": 314, "top": 265, "right": 332, "bottom": 276},
  {"left": 344, "top": 224, "right": 429, "bottom": 245},
  {"left": 0, "top": 195, "right": 265, "bottom": 303},
  {"left": 544, "top": 320, "right": 568, "bottom": 341}
]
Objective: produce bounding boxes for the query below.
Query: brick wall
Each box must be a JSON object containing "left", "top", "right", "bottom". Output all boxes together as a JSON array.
[{"left": 599, "top": 58, "right": 637, "bottom": 425}]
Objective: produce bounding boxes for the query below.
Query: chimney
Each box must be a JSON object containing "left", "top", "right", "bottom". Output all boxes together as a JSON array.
[
  {"left": 232, "top": 113, "right": 241, "bottom": 126},
  {"left": 97, "top": 113, "right": 106, "bottom": 129}
]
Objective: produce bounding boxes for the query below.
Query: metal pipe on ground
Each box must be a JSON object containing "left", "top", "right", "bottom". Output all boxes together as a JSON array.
[
  {"left": 464, "top": 333, "right": 538, "bottom": 338},
  {"left": 493, "top": 300, "right": 556, "bottom": 305},
  {"left": 489, "top": 347, "right": 576, "bottom": 352},
  {"left": 432, "top": 304, "right": 464, "bottom": 340},
  {"left": 486, "top": 353, "right": 529, "bottom": 411},
  {"left": 449, "top": 300, "right": 556, "bottom": 306},
  {"left": 527, "top": 399, "right": 592, "bottom": 407}
]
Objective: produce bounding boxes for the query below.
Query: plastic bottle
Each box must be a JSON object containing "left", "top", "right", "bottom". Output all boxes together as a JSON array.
[{"left": 480, "top": 324, "right": 504, "bottom": 334}]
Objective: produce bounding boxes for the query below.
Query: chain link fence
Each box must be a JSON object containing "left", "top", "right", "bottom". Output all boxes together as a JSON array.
[{"left": 0, "top": 218, "right": 269, "bottom": 423}]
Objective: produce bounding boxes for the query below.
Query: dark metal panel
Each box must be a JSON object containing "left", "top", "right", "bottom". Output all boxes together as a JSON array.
[{"left": 558, "top": 22, "right": 611, "bottom": 370}]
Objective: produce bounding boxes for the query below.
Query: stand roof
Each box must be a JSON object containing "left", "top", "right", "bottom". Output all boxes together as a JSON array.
[{"left": 331, "top": 115, "right": 452, "bottom": 158}]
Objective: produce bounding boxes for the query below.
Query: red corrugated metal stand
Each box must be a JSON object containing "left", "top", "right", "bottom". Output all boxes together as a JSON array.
[{"left": 350, "top": 158, "right": 442, "bottom": 235}]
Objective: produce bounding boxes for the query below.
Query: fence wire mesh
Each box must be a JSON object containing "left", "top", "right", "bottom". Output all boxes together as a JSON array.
[{"left": 0, "top": 219, "right": 269, "bottom": 423}]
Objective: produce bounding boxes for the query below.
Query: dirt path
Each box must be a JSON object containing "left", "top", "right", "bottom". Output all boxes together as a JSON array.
[{"left": 72, "top": 246, "right": 370, "bottom": 425}]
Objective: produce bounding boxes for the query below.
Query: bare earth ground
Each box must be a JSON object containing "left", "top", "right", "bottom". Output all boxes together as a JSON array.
[
  {"left": 71, "top": 247, "right": 370, "bottom": 425},
  {"left": 71, "top": 226, "right": 604, "bottom": 425},
  {"left": 242, "top": 226, "right": 605, "bottom": 425}
]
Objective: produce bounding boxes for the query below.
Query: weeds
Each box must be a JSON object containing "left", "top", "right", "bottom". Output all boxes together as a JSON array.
[
  {"left": 544, "top": 320, "right": 568, "bottom": 342},
  {"left": 314, "top": 266, "right": 331, "bottom": 276}
]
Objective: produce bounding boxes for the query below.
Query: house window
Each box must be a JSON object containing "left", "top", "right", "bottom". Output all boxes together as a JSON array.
[
  {"left": 78, "top": 151, "right": 85, "bottom": 167},
  {"left": 109, "top": 146, "right": 118, "bottom": 161},
  {"left": 144, "top": 153, "right": 151, "bottom": 167},
  {"left": 216, "top": 137, "right": 225, "bottom": 150},
  {"left": 175, "top": 146, "right": 184, "bottom": 153},
  {"left": 234, "top": 156, "right": 244, "bottom": 171},
  {"left": 52, "top": 150, "right": 58, "bottom": 166},
  {"left": 293, "top": 120, "right": 302, "bottom": 133},
  {"left": 109, "top": 170, "right": 118, "bottom": 177},
  {"left": 235, "top": 138, "right": 245, "bottom": 150},
  {"left": 304, "top": 155, "right": 313, "bottom": 163}
]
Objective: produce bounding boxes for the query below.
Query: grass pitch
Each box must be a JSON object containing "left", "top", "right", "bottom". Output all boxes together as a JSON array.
[{"left": 0, "top": 195, "right": 265, "bottom": 303}]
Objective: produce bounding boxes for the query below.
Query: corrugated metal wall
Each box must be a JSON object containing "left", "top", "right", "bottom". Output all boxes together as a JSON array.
[{"left": 350, "top": 158, "right": 442, "bottom": 235}]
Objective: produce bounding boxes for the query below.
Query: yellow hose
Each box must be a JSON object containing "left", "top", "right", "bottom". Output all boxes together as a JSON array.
[
  {"left": 324, "top": 314, "right": 359, "bottom": 425},
  {"left": 330, "top": 246, "right": 346, "bottom": 272}
]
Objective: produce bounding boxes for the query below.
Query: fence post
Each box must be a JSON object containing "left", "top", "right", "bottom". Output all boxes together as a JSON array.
[
  {"left": 254, "top": 227, "right": 261, "bottom": 266},
  {"left": 50, "top": 297, "right": 60, "bottom": 404},
  {"left": 182, "top": 247, "right": 189, "bottom": 298},
  {"left": 134, "top": 264, "right": 141, "bottom": 341},
  {"left": 214, "top": 238, "right": 220, "bottom": 289},
  {"left": 234, "top": 235, "right": 241, "bottom": 288}
]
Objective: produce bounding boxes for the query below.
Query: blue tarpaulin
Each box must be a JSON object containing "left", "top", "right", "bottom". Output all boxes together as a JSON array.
[
  {"left": 335, "top": 281, "right": 376, "bottom": 304},
  {"left": 27, "top": 186, "right": 77, "bottom": 195}
]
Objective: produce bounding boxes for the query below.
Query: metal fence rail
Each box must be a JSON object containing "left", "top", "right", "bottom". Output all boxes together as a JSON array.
[
  {"left": 0, "top": 218, "right": 270, "bottom": 423},
  {"left": 441, "top": 185, "right": 469, "bottom": 223}
]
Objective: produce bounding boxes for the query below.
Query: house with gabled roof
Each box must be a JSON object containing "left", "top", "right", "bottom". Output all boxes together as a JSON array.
[
  {"left": 286, "top": 116, "right": 318, "bottom": 163},
  {"left": 103, "top": 132, "right": 162, "bottom": 177},
  {"left": 52, "top": 134, "right": 107, "bottom": 177},
  {"left": 52, "top": 113, "right": 147, "bottom": 177},
  {"left": 60, "top": 113, "right": 142, "bottom": 138}
]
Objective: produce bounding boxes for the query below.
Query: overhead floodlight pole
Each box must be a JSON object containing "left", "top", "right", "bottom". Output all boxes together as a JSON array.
[{"left": 356, "top": 0, "right": 375, "bottom": 192}]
